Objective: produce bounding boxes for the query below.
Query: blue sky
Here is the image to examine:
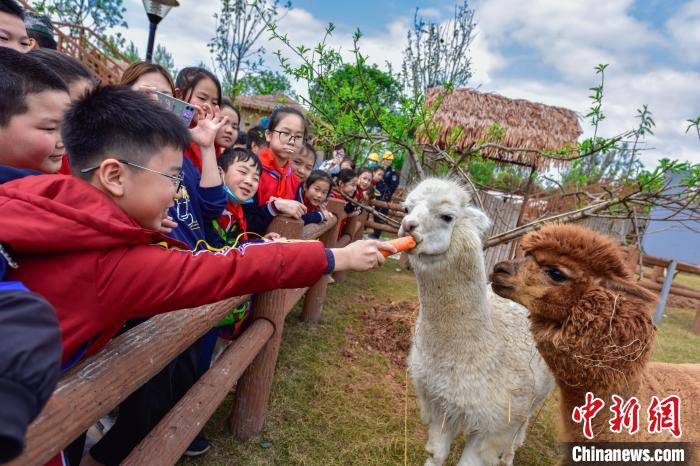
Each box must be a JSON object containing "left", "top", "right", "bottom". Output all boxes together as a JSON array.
[{"left": 117, "top": 0, "right": 700, "bottom": 167}]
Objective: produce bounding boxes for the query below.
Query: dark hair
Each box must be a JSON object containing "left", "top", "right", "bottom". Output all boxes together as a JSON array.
[
  {"left": 340, "top": 157, "right": 355, "bottom": 169},
  {"left": 120, "top": 62, "right": 175, "bottom": 95},
  {"left": 218, "top": 147, "right": 262, "bottom": 174},
  {"left": 373, "top": 166, "right": 385, "bottom": 174},
  {"left": 304, "top": 142, "right": 317, "bottom": 159},
  {"left": 267, "top": 106, "right": 307, "bottom": 138},
  {"left": 0, "top": 0, "right": 24, "bottom": 20},
  {"left": 176, "top": 67, "right": 222, "bottom": 105},
  {"left": 337, "top": 168, "right": 358, "bottom": 184},
  {"left": 305, "top": 169, "right": 332, "bottom": 190},
  {"left": 28, "top": 31, "right": 56, "bottom": 49},
  {"left": 220, "top": 97, "right": 240, "bottom": 123},
  {"left": 235, "top": 130, "right": 247, "bottom": 146},
  {"left": 246, "top": 125, "right": 266, "bottom": 149},
  {"left": 63, "top": 85, "right": 191, "bottom": 178},
  {"left": 0, "top": 47, "right": 67, "bottom": 126},
  {"left": 29, "top": 49, "right": 96, "bottom": 86},
  {"left": 357, "top": 167, "right": 372, "bottom": 177}
]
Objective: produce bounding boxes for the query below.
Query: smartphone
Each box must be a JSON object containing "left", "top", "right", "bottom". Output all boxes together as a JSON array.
[{"left": 155, "top": 91, "right": 196, "bottom": 127}]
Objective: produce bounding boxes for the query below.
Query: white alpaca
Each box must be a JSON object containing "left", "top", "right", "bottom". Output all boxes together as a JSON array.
[{"left": 400, "top": 178, "right": 553, "bottom": 466}]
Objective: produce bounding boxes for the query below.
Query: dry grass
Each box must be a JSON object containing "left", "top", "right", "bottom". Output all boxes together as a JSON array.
[{"left": 181, "top": 264, "right": 698, "bottom": 466}]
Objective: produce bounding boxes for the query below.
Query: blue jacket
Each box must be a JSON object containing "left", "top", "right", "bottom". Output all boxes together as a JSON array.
[
  {"left": 0, "top": 165, "right": 39, "bottom": 185},
  {"left": 0, "top": 166, "right": 39, "bottom": 278},
  {"left": 243, "top": 200, "right": 277, "bottom": 236},
  {"left": 168, "top": 157, "right": 227, "bottom": 249}
]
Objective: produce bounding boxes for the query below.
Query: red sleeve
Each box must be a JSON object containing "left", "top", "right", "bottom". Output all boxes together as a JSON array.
[
  {"left": 58, "top": 156, "right": 71, "bottom": 175},
  {"left": 96, "top": 240, "right": 330, "bottom": 321},
  {"left": 257, "top": 171, "right": 275, "bottom": 205}
]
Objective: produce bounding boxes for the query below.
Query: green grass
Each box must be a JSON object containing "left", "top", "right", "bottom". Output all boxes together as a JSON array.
[{"left": 181, "top": 264, "right": 699, "bottom": 466}]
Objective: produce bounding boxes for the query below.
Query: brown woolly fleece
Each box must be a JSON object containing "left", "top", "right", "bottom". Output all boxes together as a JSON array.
[{"left": 493, "top": 223, "right": 699, "bottom": 444}]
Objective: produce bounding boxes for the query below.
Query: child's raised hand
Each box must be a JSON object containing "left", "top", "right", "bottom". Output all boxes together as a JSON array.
[
  {"left": 273, "top": 199, "right": 307, "bottom": 219},
  {"left": 331, "top": 240, "right": 396, "bottom": 272},
  {"left": 190, "top": 105, "right": 228, "bottom": 149}
]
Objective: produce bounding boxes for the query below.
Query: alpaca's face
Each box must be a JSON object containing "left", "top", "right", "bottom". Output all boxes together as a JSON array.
[
  {"left": 399, "top": 178, "right": 490, "bottom": 268},
  {"left": 490, "top": 253, "right": 594, "bottom": 322},
  {"left": 489, "top": 224, "right": 656, "bottom": 324}
]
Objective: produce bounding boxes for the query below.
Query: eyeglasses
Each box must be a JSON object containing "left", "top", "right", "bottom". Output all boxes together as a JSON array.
[
  {"left": 80, "top": 159, "right": 184, "bottom": 192},
  {"left": 270, "top": 129, "right": 304, "bottom": 146}
]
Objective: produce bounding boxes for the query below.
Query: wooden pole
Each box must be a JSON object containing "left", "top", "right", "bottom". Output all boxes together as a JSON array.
[
  {"left": 509, "top": 165, "right": 537, "bottom": 259},
  {"left": 650, "top": 265, "right": 664, "bottom": 282},
  {"left": 301, "top": 199, "right": 345, "bottom": 323},
  {"left": 123, "top": 319, "right": 274, "bottom": 466},
  {"left": 229, "top": 216, "right": 303, "bottom": 439},
  {"left": 7, "top": 296, "right": 246, "bottom": 466}
]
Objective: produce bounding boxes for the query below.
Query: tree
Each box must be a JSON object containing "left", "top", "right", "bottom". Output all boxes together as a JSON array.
[
  {"left": 32, "top": 0, "right": 126, "bottom": 36},
  {"left": 154, "top": 44, "right": 177, "bottom": 78},
  {"left": 238, "top": 69, "right": 293, "bottom": 96},
  {"left": 310, "top": 63, "right": 402, "bottom": 130},
  {"left": 123, "top": 41, "right": 140, "bottom": 62},
  {"left": 401, "top": 0, "right": 476, "bottom": 97},
  {"left": 208, "top": 0, "right": 289, "bottom": 97}
]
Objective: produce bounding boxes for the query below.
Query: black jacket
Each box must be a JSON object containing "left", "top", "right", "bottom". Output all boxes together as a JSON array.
[{"left": 0, "top": 286, "right": 61, "bottom": 462}]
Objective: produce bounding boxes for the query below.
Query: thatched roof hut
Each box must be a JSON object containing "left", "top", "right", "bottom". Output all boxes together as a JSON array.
[
  {"left": 421, "top": 88, "right": 582, "bottom": 171},
  {"left": 234, "top": 93, "right": 305, "bottom": 131}
]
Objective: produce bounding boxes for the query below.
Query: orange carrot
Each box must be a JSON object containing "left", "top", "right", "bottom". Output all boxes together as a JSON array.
[{"left": 380, "top": 236, "right": 417, "bottom": 256}]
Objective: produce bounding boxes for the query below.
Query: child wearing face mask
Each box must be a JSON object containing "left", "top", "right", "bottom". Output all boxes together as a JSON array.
[{"left": 212, "top": 148, "right": 261, "bottom": 246}]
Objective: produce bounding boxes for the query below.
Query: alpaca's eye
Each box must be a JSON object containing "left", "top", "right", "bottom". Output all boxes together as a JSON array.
[
  {"left": 404, "top": 206, "right": 410, "bottom": 213},
  {"left": 440, "top": 214, "right": 454, "bottom": 223},
  {"left": 546, "top": 268, "right": 568, "bottom": 283}
]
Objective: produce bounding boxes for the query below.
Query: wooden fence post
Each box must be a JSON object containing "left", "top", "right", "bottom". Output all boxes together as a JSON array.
[
  {"left": 650, "top": 265, "right": 664, "bottom": 283},
  {"left": 301, "top": 199, "right": 346, "bottom": 323},
  {"left": 229, "top": 216, "right": 303, "bottom": 439}
]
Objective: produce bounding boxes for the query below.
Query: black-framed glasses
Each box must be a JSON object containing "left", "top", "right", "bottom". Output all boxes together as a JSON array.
[
  {"left": 80, "top": 159, "right": 184, "bottom": 192},
  {"left": 270, "top": 129, "right": 304, "bottom": 146}
]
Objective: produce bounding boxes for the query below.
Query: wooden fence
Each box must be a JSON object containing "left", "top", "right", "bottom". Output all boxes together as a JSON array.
[
  {"left": 9, "top": 199, "right": 348, "bottom": 465},
  {"left": 18, "top": 0, "right": 131, "bottom": 85}
]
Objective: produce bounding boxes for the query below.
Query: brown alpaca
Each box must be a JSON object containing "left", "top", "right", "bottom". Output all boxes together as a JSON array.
[{"left": 490, "top": 223, "right": 699, "bottom": 444}]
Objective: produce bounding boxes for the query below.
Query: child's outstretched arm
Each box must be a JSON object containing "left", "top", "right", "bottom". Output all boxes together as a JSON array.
[
  {"left": 331, "top": 240, "right": 396, "bottom": 271},
  {"left": 97, "top": 240, "right": 395, "bottom": 322}
]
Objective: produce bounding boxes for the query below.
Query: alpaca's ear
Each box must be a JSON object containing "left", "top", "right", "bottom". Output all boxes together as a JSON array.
[
  {"left": 603, "top": 277, "right": 658, "bottom": 305},
  {"left": 463, "top": 206, "right": 492, "bottom": 236}
]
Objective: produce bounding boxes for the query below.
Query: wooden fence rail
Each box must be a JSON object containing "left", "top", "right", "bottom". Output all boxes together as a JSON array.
[{"left": 10, "top": 200, "right": 348, "bottom": 465}]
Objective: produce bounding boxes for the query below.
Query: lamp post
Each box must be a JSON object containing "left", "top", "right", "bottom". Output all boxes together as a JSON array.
[{"left": 142, "top": 0, "right": 179, "bottom": 62}]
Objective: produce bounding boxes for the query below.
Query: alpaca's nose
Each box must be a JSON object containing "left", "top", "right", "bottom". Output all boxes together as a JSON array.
[
  {"left": 493, "top": 261, "right": 514, "bottom": 276},
  {"left": 401, "top": 218, "right": 418, "bottom": 234}
]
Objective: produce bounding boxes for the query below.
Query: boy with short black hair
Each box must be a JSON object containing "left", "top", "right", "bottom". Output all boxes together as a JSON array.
[
  {"left": 24, "top": 11, "right": 56, "bottom": 49},
  {"left": 0, "top": 47, "right": 70, "bottom": 174},
  {"left": 0, "top": 0, "right": 30, "bottom": 52},
  {"left": 0, "top": 85, "right": 394, "bottom": 365}
]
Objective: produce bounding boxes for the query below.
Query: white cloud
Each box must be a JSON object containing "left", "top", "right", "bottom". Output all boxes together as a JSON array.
[
  {"left": 666, "top": 0, "right": 700, "bottom": 64},
  {"left": 469, "top": 0, "right": 700, "bottom": 165}
]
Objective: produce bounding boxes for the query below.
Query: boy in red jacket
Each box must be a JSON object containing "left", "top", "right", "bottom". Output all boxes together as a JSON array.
[{"left": 0, "top": 85, "right": 395, "bottom": 366}]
